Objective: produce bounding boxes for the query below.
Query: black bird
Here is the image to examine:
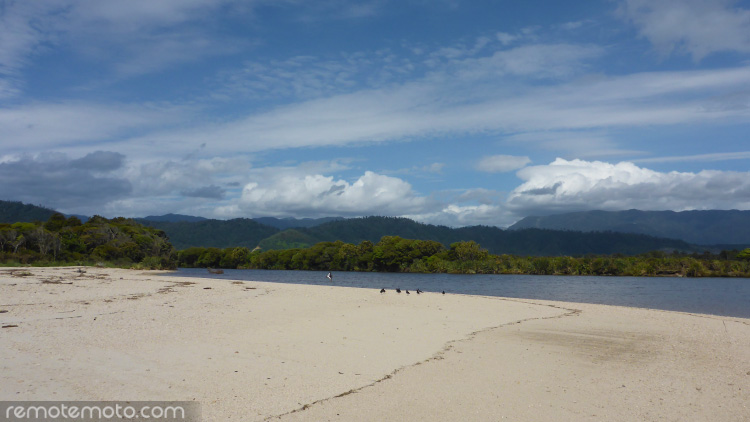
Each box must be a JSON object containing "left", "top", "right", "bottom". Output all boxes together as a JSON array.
[
  {"left": 416, "top": 289, "right": 422, "bottom": 294},
  {"left": 406, "top": 290, "right": 410, "bottom": 295},
  {"left": 396, "top": 288, "right": 401, "bottom": 293},
  {"left": 442, "top": 290, "right": 445, "bottom": 295},
  {"left": 380, "top": 288, "right": 386, "bottom": 294}
]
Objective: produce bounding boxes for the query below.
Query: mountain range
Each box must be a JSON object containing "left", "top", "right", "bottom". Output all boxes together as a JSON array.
[
  {"left": 2, "top": 200, "right": 748, "bottom": 255},
  {"left": 509, "top": 209, "right": 750, "bottom": 246}
]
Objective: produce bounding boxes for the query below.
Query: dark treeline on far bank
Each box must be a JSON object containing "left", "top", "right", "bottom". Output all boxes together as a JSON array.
[
  {"left": 179, "top": 236, "right": 750, "bottom": 278},
  {"left": 3, "top": 213, "right": 750, "bottom": 277},
  {"left": 0, "top": 213, "right": 176, "bottom": 269}
]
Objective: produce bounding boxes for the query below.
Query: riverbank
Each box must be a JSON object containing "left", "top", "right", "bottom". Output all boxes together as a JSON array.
[{"left": 1, "top": 267, "right": 748, "bottom": 421}]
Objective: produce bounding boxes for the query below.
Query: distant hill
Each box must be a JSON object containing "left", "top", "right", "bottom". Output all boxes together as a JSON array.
[
  {"left": 139, "top": 218, "right": 279, "bottom": 249},
  {"left": 0, "top": 200, "right": 57, "bottom": 223},
  {"left": 253, "top": 216, "right": 344, "bottom": 230},
  {"left": 140, "top": 214, "right": 342, "bottom": 227},
  {"left": 509, "top": 209, "right": 750, "bottom": 246},
  {"left": 1, "top": 198, "right": 718, "bottom": 255},
  {"left": 140, "top": 213, "right": 208, "bottom": 223},
  {"left": 258, "top": 216, "right": 696, "bottom": 256}
]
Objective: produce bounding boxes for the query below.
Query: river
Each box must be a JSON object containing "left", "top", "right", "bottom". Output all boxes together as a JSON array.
[{"left": 165, "top": 268, "right": 750, "bottom": 318}]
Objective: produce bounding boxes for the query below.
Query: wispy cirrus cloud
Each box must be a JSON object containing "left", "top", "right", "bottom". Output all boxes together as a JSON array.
[
  {"left": 0, "top": 102, "right": 189, "bottom": 157},
  {"left": 0, "top": 0, "right": 264, "bottom": 86},
  {"left": 618, "top": 0, "right": 750, "bottom": 60},
  {"left": 476, "top": 155, "right": 531, "bottom": 173},
  {"left": 120, "top": 64, "right": 750, "bottom": 159},
  {"left": 634, "top": 151, "right": 750, "bottom": 163}
]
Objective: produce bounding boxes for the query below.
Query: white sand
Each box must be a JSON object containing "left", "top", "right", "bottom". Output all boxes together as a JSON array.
[{"left": 1, "top": 267, "right": 748, "bottom": 421}]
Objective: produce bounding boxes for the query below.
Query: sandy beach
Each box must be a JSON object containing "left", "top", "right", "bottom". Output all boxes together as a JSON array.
[{"left": 1, "top": 267, "right": 748, "bottom": 421}]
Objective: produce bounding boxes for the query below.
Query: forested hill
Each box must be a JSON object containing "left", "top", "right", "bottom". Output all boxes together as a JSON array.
[
  {"left": 0, "top": 200, "right": 57, "bottom": 223},
  {"left": 138, "top": 218, "right": 279, "bottom": 250},
  {"left": 140, "top": 213, "right": 207, "bottom": 223},
  {"left": 259, "top": 216, "right": 696, "bottom": 256},
  {"left": 253, "top": 216, "right": 344, "bottom": 230},
  {"left": 0, "top": 201, "right": 713, "bottom": 256},
  {"left": 509, "top": 209, "right": 750, "bottom": 246}
]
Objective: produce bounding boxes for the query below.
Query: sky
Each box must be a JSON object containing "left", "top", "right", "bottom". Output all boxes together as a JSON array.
[{"left": 1, "top": 0, "right": 749, "bottom": 227}]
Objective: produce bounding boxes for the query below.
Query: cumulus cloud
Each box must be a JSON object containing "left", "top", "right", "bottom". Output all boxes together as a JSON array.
[
  {"left": 0, "top": 152, "right": 132, "bottom": 212},
  {"left": 235, "top": 171, "right": 435, "bottom": 217},
  {"left": 124, "top": 157, "right": 248, "bottom": 197},
  {"left": 619, "top": 0, "right": 750, "bottom": 60},
  {"left": 477, "top": 155, "right": 531, "bottom": 173},
  {"left": 507, "top": 158, "right": 750, "bottom": 215},
  {"left": 406, "top": 204, "right": 512, "bottom": 228}
]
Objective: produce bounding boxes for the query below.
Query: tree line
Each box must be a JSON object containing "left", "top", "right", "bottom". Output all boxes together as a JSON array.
[
  {"left": 179, "top": 235, "right": 750, "bottom": 277},
  {"left": 4, "top": 213, "right": 750, "bottom": 277},
  {"left": 0, "top": 213, "right": 176, "bottom": 269}
]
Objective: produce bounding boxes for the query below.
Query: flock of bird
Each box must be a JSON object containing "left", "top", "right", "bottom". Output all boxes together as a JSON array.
[
  {"left": 326, "top": 273, "right": 446, "bottom": 295},
  {"left": 380, "top": 288, "right": 445, "bottom": 295}
]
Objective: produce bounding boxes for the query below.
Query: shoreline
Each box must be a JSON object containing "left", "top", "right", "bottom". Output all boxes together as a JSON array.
[{"left": 2, "top": 267, "right": 748, "bottom": 421}]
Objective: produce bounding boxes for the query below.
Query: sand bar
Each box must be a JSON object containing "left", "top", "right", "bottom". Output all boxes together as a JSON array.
[{"left": 1, "top": 267, "right": 748, "bottom": 421}]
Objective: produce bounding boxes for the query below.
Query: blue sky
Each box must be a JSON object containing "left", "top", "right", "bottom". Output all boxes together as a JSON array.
[{"left": 1, "top": 0, "right": 749, "bottom": 227}]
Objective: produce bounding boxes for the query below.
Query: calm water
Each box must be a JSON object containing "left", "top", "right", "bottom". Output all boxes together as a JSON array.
[{"left": 165, "top": 268, "right": 750, "bottom": 318}]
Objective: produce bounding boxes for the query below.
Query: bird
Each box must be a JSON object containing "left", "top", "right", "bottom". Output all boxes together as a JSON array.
[
  {"left": 442, "top": 290, "right": 445, "bottom": 295},
  {"left": 416, "top": 289, "right": 423, "bottom": 294},
  {"left": 406, "top": 290, "right": 410, "bottom": 295},
  {"left": 326, "top": 272, "right": 332, "bottom": 281},
  {"left": 380, "top": 288, "right": 386, "bottom": 294},
  {"left": 396, "top": 288, "right": 401, "bottom": 293}
]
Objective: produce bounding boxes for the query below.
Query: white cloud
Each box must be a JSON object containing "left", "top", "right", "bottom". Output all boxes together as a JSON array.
[
  {"left": 507, "top": 158, "right": 750, "bottom": 215},
  {"left": 118, "top": 62, "right": 750, "bottom": 158},
  {"left": 635, "top": 151, "right": 750, "bottom": 163},
  {"left": 0, "top": 3, "right": 53, "bottom": 75},
  {"left": 212, "top": 50, "right": 414, "bottom": 101},
  {"left": 619, "top": 0, "right": 750, "bottom": 60},
  {"left": 0, "top": 102, "right": 187, "bottom": 157},
  {"left": 3, "top": 38, "right": 750, "bottom": 170},
  {"left": 235, "top": 170, "right": 435, "bottom": 217},
  {"left": 406, "top": 203, "right": 511, "bottom": 228},
  {"left": 0, "top": 0, "right": 258, "bottom": 85},
  {"left": 123, "top": 156, "right": 248, "bottom": 197},
  {"left": 476, "top": 155, "right": 531, "bottom": 173},
  {"left": 496, "top": 32, "right": 518, "bottom": 46},
  {"left": 503, "top": 131, "right": 644, "bottom": 158},
  {"left": 452, "top": 44, "right": 603, "bottom": 80}
]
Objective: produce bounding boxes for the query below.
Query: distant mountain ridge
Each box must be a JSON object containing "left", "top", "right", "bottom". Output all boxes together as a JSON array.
[
  {"left": 508, "top": 209, "right": 750, "bottom": 245},
  {"left": 0, "top": 200, "right": 57, "bottom": 223},
  {"left": 141, "top": 213, "right": 208, "bottom": 223},
  {"left": 253, "top": 216, "right": 345, "bottom": 230},
  {"left": 138, "top": 218, "right": 279, "bottom": 250},
  {"left": 0, "top": 200, "right": 737, "bottom": 255},
  {"left": 258, "top": 216, "right": 695, "bottom": 256}
]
